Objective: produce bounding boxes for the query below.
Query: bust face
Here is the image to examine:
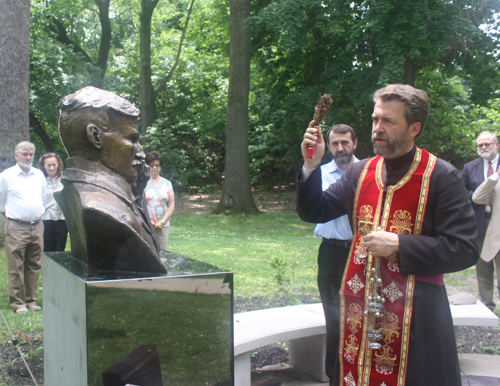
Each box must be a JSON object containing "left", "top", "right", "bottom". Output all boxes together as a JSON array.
[{"left": 99, "top": 115, "right": 146, "bottom": 184}]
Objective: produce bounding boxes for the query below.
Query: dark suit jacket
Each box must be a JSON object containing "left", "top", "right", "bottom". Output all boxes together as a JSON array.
[
  {"left": 55, "top": 158, "right": 166, "bottom": 273},
  {"left": 462, "top": 157, "right": 486, "bottom": 238}
]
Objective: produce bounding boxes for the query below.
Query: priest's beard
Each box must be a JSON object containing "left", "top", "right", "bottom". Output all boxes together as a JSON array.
[{"left": 372, "top": 127, "right": 412, "bottom": 160}]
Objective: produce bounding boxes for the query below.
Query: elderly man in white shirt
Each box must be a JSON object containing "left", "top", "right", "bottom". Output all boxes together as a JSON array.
[
  {"left": 0, "top": 141, "right": 47, "bottom": 314},
  {"left": 312, "top": 123, "right": 358, "bottom": 386}
]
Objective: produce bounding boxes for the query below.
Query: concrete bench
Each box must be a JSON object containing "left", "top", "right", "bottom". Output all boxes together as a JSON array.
[{"left": 234, "top": 301, "right": 498, "bottom": 386}]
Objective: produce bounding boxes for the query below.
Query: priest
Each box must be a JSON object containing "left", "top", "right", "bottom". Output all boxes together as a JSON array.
[{"left": 297, "top": 84, "right": 479, "bottom": 386}]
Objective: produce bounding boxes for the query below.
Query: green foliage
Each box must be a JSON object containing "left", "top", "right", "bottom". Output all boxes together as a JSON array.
[
  {"left": 27, "top": 0, "right": 500, "bottom": 189},
  {"left": 270, "top": 253, "right": 300, "bottom": 299},
  {"left": 134, "top": 0, "right": 231, "bottom": 190},
  {"left": 247, "top": 0, "right": 500, "bottom": 184}
]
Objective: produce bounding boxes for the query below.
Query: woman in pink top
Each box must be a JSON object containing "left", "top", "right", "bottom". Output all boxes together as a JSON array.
[{"left": 144, "top": 151, "right": 175, "bottom": 250}]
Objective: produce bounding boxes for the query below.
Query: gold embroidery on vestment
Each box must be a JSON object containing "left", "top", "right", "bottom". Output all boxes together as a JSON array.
[{"left": 389, "top": 210, "right": 413, "bottom": 235}]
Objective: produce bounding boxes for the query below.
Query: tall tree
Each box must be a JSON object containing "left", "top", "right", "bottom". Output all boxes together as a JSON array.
[
  {"left": 47, "top": 0, "right": 112, "bottom": 88},
  {"left": 140, "top": 0, "right": 196, "bottom": 134},
  {"left": 214, "top": 0, "right": 258, "bottom": 214},
  {"left": 0, "top": 0, "right": 30, "bottom": 170},
  {"left": 0, "top": 0, "right": 31, "bottom": 244},
  {"left": 140, "top": 0, "right": 160, "bottom": 134}
]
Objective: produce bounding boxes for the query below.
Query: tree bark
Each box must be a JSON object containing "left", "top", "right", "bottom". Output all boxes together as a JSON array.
[
  {"left": 139, "top": 0, "right": 160, "bottom": 135},
  {"left": 94, "top": 0, "right": 112, "bottom": 88},
  {"left": 214, "top": 0, "right": 258, "bottom": 215},
  {"left": 29, "top": 112, "right": 55, "bottom": 153},
  {"left": 0, "top": 0, "right": 31, "bottom": 244},
  {"left": 403, "top": 57, "right": 416, "bottom": 86},
  {"left": 155, "top": 0, "right": 196, "bottom": 98},
  {"left": 0, "top": 0, "right": 30, "bottom": 170},
  {"left": 48, "top": 0, "right": 112, "bottom": 88}
]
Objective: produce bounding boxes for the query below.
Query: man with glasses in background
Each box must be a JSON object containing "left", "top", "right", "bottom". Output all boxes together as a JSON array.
[{"left": 462, "top": 131, "right": 500, "bottom": 310}]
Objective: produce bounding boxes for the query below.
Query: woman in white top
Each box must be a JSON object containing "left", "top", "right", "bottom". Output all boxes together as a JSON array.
[
  {"left": 144, "top": 151, "right": 175, "bottom": 250},
  {"left": 37, "top": 153, "right": 68, "bottom": 252}
]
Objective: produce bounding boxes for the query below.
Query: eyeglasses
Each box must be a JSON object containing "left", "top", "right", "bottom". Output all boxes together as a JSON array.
[
  {"left": 477, "top": 143, "right": 497, "bottom": 149},
  {"left": 149, "top": 164, "right": 161, "bottom": 168},
  {"left": 41, "top": 152, "right": 57, "bottom": 158}
]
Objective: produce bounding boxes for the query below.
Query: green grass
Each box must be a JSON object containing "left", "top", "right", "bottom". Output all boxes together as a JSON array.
[
  {"left": 0, "top": 248, "right": 44, "bottom": 338},
  {"left": 168, "top": 212, "right": 319, "bottom": 297},
  {"left": 0, "top": 212, "right": 318, "bottom": 340}
]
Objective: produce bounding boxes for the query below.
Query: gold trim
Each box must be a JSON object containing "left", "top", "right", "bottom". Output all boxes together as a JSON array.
[
  {"left": 392, "top": 148, "right": 422, "bottom": 190},
  {"left": 352, "top": 158, "right": 375, "bottom": 238},
  {"left": 398, "top": 274, "right": 415, "bottom": 385},
  {"left": 375, "top": 157, "right": 384, "bottom": 190},
  {"left": 414, "top": 152, "right": 436, "bottom": 235},
  {"left": 340, "top": 158, "right": 374, "bottom": 382}
]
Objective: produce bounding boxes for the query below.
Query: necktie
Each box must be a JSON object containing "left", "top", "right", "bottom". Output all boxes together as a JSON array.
[{"left": 488, "top": 161, "right": 494, "bottom": 178}]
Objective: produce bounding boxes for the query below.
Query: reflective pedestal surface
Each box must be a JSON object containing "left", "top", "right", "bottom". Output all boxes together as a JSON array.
[{"left": 43, "top": 251, "right": 234, "bottom": 386}]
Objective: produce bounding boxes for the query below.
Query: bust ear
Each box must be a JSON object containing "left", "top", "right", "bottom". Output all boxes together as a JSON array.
[{"left": 86, "top": 124, "right": 102, "bottom": 150}]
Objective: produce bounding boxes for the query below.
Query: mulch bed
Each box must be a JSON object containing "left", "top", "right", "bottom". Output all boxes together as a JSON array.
[{"left": 0, "top": 295, "right": 499, "bottom": 385}]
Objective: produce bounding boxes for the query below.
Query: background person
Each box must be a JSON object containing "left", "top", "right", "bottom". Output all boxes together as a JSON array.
[
  {"left": 313, "top": 123, "right": 358, "bottom": 386},
  {"left": 38, "top": 153, "right": 68, "bottom": 252},
  {"left": 462, "top": 131, "right": 499, "bottom": 311},
  {"left": 145, "top": 151, "right": 175, "bottom": 251},
  {"left": 0, "top": 141, "right": 47, "bottom": 314}
]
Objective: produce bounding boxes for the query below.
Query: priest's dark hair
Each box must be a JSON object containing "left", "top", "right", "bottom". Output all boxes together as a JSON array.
[{"left": 373, "top": 84, "right": 430, "bottom": 138}]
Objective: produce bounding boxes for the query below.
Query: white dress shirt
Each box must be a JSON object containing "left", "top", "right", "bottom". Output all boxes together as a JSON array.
[
  {"left": 0, "top": 164, "right": 47, "bottom": 222},
  {"left": 313, "top": 157, "right": 358, "bottom": 240}
]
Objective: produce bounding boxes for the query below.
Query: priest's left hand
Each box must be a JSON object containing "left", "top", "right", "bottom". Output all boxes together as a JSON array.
[{"left": 363, "top": 231, "right": 399, "bottom": 257}]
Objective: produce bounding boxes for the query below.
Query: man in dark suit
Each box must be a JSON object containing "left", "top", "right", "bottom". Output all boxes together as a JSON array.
[
  {"left": 55, "top": 86, "right": 166, "bottom": 273},
  {"left": 462, "top": 131, "right": 499, "bottom": 310}
]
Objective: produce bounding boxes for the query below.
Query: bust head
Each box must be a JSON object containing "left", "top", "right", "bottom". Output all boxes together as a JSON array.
[{"left": 57, "top": 87, "right": 145, "bottom": 184}]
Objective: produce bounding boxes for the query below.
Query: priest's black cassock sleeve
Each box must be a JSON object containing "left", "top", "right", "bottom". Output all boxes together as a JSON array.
[{"left": 297, "top": 151, "right": 479, "bottom": 386}]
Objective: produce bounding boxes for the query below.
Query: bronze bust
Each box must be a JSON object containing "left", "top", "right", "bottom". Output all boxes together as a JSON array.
[{"left": 55, "top": 86, "right": 166, "bottom": 273}]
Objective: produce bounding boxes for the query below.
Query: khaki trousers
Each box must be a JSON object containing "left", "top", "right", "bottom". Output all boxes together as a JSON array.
[
  {"left": 154, "top": 225, "right": 170, "bottom": 251},
  {"left": 4, "top": 220, "right": 43, "bottom": 310},
  {"left": 476, "top": 216, "right": 500, "bottom": 311}
]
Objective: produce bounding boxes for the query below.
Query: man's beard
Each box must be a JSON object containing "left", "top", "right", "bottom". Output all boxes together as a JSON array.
[
  {"left": 333, "top": 151, "right": 353, "bottom": 166},
  {"left": 478, "top": 149, "right": 494, "bottom": 160},
  {"left": 372, "top": 129, "right": 412, "bottom": 159},
  {"left": 20, "top": 160, "right": 32, "bottom": 169}
]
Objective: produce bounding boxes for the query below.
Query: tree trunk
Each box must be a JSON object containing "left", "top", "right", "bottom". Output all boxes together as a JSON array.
[
  {"left": 139, "top": 0, "right": 159, "bottom": 135},
  {"left": 0, "top": 0, "right": 30, "bottom": 169},
  {"left": 214, "top": 0, "right": 258, "bottom": 215},
  {"left": 94, "top": 0, "right": 112, "bottom": 88},
  {"left": 403, "top": 57, "right": 415, "bottom": 86},
  {"left": 49, "top": 2, "right": 112, "bottom": 89},
  {"left": 29, "top": 112, "right": 55, "bottom": 153},
  {"left": 0, "top": 0, "right": 31, "bottom": 244}
]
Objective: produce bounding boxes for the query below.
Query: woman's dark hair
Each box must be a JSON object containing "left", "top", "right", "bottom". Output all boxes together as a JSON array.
[
  {"left": 37, "top": 153, "right": 64, "bottom": 178},
  {"left": 145, "top": 151, "right": 162, "bottom": 166}
]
